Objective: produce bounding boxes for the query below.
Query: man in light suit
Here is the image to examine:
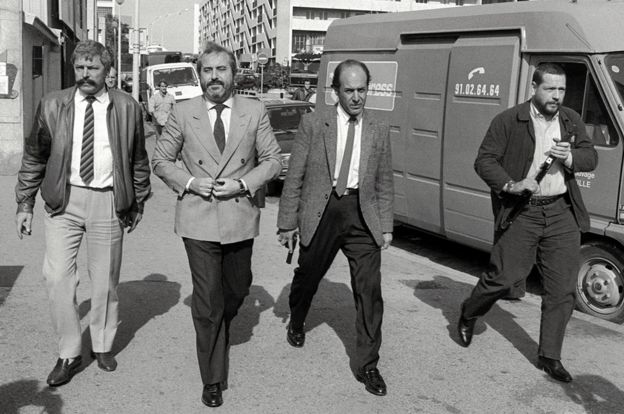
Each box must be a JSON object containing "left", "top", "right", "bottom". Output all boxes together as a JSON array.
[
  {"left": 277, "top": 60, "right": 394, "bottom": 396},
  {"left": 152, "top": 42, "right": 281, "bottom": 408}
]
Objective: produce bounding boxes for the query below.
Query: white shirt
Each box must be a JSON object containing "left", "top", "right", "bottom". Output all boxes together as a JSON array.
[
  {"left": 70, "top": 88, "right": 114, "bottom": 188},
  {"left": 205, "top": 96, "right": 234, "bottom": 143},
  {"left": 528, "top": 102, "right": 570, "bottom": 196},
  {"left": 333, "top": 105, "right": 362, "bottom": 189}
]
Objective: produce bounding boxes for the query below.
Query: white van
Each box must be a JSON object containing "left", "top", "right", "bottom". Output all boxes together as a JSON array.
[
  {"left": 319, "top": 1, "right": 624, "bottom": 322},
  {"left": 140, "top": 62, "right": 203, "bottom": 112}
]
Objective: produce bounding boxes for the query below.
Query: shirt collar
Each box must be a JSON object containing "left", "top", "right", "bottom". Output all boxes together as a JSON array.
[
  {"left": 205, "top": 96, "right": 234, "bottom": 111},
  {"left": 530, "top": 101, "right": 559, "bottom": 122},
  {"left": 76, "top": 86, "right": 108, "bottom": 104},
  {"left": 336, "top": 104, "right": 361, "bottom": 125}
]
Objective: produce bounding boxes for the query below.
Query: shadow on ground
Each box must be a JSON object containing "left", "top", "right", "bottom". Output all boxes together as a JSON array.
[
  {"left": 404, "top": 275, "right": 538, "bottom": 363},
  {"left": 0, "top": 266, "right": 23, "bottom": 306},
  {"left": 564, "top": 374, "right": 624, "bottom": 414},
  {"left": 182, "top": 284, "right": 275, "bottom": 346},
  {"left": 0, "top": 379, "right": 63, "bottom": 414},
  {"left": 78, "top": 273, "right": 181, "bottom": 366},
  {"left": 274, "top": 279, "right": 358, "bottom": 373}
]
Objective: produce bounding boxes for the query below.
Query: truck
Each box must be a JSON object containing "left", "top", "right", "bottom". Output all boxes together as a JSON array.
[
  {"left": 139, "top": 62, "right": 203, "bottom": 117},
  {"left": 317, "top": 0, "right": 624, "bottom": 322}
]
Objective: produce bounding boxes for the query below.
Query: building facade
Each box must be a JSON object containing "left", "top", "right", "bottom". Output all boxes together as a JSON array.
[
  {"left": 0, "top": 0, "right": 95, "bottom": 175},
  {"left": 197, "top": 0, "right": 496, "bottom": 68}
]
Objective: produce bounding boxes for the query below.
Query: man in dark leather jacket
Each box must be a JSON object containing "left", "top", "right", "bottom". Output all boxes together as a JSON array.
[{"left": 15, "top": 40, "right": 150, "bottom": 387}]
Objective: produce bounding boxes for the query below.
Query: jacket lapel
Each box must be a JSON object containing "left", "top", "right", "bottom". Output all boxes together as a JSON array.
[
  {"left": 359, "top": 113, "right": 373, "bottom": 186},
  {"left": 323, "top": 110, "right": 338, "bottom": 179},
  {"left": 191, "top": 98, "right": 221, "bottom": 164}
]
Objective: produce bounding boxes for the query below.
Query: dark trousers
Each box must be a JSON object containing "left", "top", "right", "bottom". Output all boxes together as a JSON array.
[
  {"left": 462, "top": 197, "right": 580, "bottom": 359},
  {"left": 289, "top": 192, "right": 383, "bottom": 371},
  {"left": 183, "top": 238, "right": 254, "bottom": 385}
]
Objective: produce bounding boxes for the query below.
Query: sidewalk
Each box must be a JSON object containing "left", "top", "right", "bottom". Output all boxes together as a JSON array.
[{"left": 1, "top": 168, "right": 624, "bottom": 414}]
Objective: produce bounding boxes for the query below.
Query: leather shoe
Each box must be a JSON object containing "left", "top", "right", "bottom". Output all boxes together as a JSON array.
[
  {"left": 356, "top": 368, "right": 387, "bottom": 396},
  {"left": 91, "top": 351, "right": 117, "bottom": 372},
  {"left": 537, "top": 356, "right": 573, "bottom": 382},
  {"left": 46, "top": 356, "right": 82, "bottom": 386},
  {"left": 286, "top": 323, "right": 305, "bottom": 348},
  {"left": 202, "top": 383, "right": 223, "bottom": 407},
  {"left": 457, "top": 315, "right": 476, "bottom": 347}
]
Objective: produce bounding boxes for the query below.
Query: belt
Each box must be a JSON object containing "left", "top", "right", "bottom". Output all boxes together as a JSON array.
[
  {"left": 528, "top": 194, "right": 564, "bottom": 206},
  {"left": 334, "top": 187, "right": 359, "bottom": 196}
]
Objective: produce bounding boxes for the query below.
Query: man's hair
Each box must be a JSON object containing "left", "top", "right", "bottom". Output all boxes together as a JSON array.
[
  {"left": 71, "top": 40, "right": 113, "bottom": 71},
  {"left": 159, "top": 80, "right": 168, "bottom": 87},
  {"left": 331, "top": 59, "right": 371, "bottom": 90},
  {"left": 197, "top": 42, "right": 237, "bottom": 76},
  {"left": 532, "top": 63, "right": 566, "bottom": 85}
]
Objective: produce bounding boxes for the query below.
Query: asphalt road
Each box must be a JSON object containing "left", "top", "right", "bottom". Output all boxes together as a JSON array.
[{"left": 1, "top": 131, "right": 624, "bottom": 413}]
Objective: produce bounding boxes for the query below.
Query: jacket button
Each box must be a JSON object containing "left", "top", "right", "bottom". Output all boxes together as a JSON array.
[
  {"left": 317, "top": 212, "right": 321, "bottom": 217},
  {"left": 241, "top": 158, "right": 245, "bottom": 164},
  {"left": 235, "top": 198, "right": 239, "bottom": 203},
  {"left": 198, "top": 160, "right": 203, "bottom": 165},
  {"left": 324, "top": 194, "right": 328, "bottom": 199}
]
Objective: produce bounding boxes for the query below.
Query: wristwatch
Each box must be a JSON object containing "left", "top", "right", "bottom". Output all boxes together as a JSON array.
[
  {"left": 503, "top": 180, "right": 515, "bottom": 193},
  {"left": 234, "top": 179, "right": 246, "bottom": 195}
]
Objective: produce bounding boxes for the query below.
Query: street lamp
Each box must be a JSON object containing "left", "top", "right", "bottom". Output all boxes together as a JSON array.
[{"left": 115, "top": 0, "right": 125, "bottom": 89}]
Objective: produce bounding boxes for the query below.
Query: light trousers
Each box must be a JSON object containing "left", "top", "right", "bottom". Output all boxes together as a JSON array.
[{"left": 43, "top": 186, "right": 123, "bottom": 358}]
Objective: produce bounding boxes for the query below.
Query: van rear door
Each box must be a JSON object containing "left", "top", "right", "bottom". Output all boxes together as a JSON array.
[
  {"left": 392, "top": 39, "right": 454, "bottom": 234},
  {"left": 442, "top": 34, "right": 521, "bottom": 249}
]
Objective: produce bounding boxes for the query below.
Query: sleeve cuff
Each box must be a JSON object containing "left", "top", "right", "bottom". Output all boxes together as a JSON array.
[
  {"left": 185, "top": 177, "right": 195, "bottom": 192},
  {"left": 16, "top": 202, "right": 34, "bottom": 214}
]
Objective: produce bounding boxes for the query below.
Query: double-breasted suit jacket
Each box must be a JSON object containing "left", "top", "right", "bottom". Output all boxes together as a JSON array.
[
  {"left": 278, "top": 108, "right": 394, "bottom": 247},
  {"left": 152, "top": 95, "right": 281, "bottom": 243}
]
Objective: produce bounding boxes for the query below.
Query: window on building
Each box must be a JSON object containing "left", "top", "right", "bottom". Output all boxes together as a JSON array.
[{"left": 32, "top": 46, "right": 43, "bottom": 78}]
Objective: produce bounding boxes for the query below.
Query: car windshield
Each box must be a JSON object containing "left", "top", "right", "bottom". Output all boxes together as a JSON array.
[
  {"left": 153, "top": 67, "right": 197, "bottom": 87},
  {"left": 605, "top": 53, "right": 624, "bottom": 105},
  {"left": 268, "top": 106, "right": 312, "bottom": 131}
]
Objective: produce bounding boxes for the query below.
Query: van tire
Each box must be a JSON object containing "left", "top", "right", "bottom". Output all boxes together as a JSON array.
[{"left": 576, "top": 242, "right": 624, "bottom": 323}]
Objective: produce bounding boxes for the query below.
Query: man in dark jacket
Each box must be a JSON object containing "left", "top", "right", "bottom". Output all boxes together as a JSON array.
[
  {"left": 15, "top": 40, "right": 151, "bottom": 386},
  {"left": 457, "top": 63, "right": 597, "bottom": 383}
]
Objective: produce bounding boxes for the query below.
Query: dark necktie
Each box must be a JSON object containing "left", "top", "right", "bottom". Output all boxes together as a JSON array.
[
  {"left": 213, "top": 104, "right": 226, "bottom": 153},
  {"left": 80, "top": 95, "right": 97, "bottom": 185},
  {"left": 335, "top": 116, "right": 357, "bottom": 197}
]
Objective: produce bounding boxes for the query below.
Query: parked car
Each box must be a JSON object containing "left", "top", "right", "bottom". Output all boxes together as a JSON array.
[{"left": 262, "top": 98, "right": 314, "bottom": 180}]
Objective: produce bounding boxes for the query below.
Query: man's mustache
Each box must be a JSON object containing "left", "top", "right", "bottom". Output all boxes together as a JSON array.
[
  {"left": 207, "top": 80, "right": 224, "bottom": 87},
  {"left": 77, "top": 79, "right": 97, "bottom": 87}
]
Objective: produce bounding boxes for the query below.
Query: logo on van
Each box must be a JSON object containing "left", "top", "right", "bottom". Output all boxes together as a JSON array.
[
  {"left": 454, "top": 66, "right": 501, "bottom": 98},
  {"left": 468, "top": 67, "right": 485, "bottom": 80}
]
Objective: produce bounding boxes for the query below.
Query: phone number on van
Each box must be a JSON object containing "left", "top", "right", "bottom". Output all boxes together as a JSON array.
[{"left": 454, "top": 83, "right": 500, "bottom": 97}]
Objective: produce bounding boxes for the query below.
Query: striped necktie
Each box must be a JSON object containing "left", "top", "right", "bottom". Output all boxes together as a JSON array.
[
  {"left": 213, "top": 104, "right": 226, "bottom": 153},
  {"left": 80, "top": 95, "right": 97, "bottom": 185},
  {"left": 335, "top": 116, "right": 357, "bottom": 197}
]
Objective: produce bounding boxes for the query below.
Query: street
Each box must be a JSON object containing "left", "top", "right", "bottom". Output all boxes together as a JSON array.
[{"left": 1, "top": 133, "right": 624, "bottom": 414}]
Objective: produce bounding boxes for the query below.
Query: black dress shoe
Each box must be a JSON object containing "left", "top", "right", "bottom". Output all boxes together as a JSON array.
[
  {"left": 356, "top": 368, "right": 387, "bottom": 396},
  {"left": 47, "top": 356, "right": 82, "bottom": 386},
  {"left": 537, "top": 356, "right": 573, "bottom": 382},
  {"left": 202, "top": 383, "right": 223, "bottom": 407},
  {"left": 286, "top": 323, "right": 305, "bottom": 348},
  {"left": 91, "top": 351, "right": 117, "bottom": 372},
  {"left": 457, "top": 315, "right": 477, "bottom": 347}
]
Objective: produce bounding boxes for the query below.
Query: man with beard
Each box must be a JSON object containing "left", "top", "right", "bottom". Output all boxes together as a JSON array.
[
  {"left": 152, "top": 42, "right": 280, "bottom": 408},
  {"left": 15, "top": 40, "right": 151, "bottom": 386},
  {"left": 457, "top": 63, "right": 597, "bottom": 382}
]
